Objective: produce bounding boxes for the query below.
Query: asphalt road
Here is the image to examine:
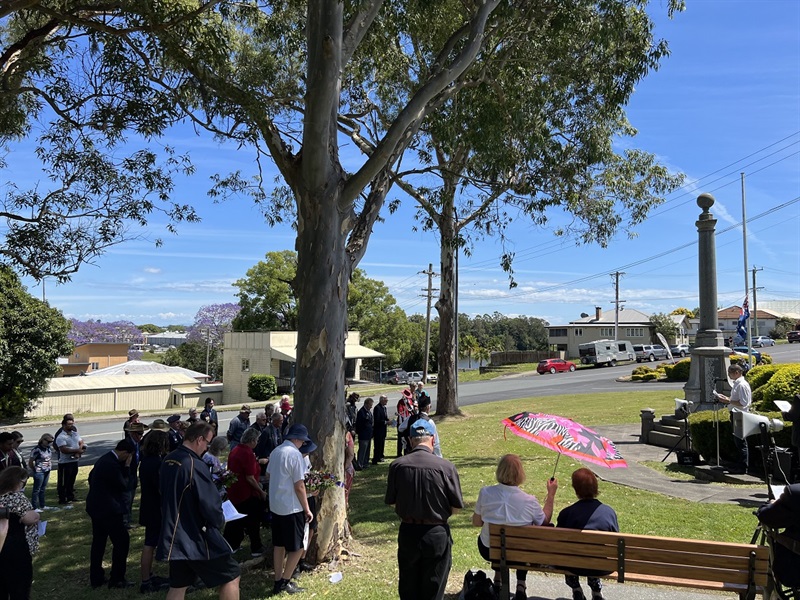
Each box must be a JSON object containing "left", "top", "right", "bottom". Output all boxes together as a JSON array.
[{"left": 10, "top": 342, "right": 799, "bottom": 466}]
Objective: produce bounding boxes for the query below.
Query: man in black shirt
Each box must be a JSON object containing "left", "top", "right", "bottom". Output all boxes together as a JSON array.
[
  {"left": 385, "top": 419, "right": 463, "bottom": 600},
  {"left": 372, "top": 395, "right": 390, "bottom": 465}
]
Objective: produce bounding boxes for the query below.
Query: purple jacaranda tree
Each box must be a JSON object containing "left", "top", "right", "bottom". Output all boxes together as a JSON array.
[
  {"left": 68, "top": 319, "right": 144, "bottom": 359},
  {"left": 187, "top": 303, "right": 240, "bottom": 348}
]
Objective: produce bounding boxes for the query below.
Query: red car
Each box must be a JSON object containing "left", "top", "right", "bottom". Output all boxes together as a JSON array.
[{"left": 536, "top": 358, "right": 577, "bottom": 374}]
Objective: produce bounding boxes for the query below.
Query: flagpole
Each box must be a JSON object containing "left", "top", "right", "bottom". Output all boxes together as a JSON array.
[{"left": 741, "top": 173, "right": 753, "bottom": 367}]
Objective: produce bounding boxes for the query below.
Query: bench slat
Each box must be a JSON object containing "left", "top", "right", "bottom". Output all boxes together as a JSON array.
[
  {"left": 489, "top": 540, "right": 768, "bottom": 573},
  {"left": 489, "top": 524, "right": 767, "bottom": 558}
]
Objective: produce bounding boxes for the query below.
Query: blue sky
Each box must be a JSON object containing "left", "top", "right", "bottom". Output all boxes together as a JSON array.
[{"left": 13, "top": 0, "right": 800, "bottom": 328}]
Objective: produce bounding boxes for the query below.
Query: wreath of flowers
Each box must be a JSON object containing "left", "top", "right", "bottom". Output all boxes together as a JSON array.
[{"left": 304, "top": 470, "right": 344, "bottom": 493}]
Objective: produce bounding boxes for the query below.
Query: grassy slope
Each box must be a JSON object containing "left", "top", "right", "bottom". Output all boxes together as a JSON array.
[{"left": 32, "top": 390, "right": 761, "bottom": 599}]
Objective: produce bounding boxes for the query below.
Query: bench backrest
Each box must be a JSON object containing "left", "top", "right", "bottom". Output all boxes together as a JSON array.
[{"left": 488, "top": 524, "right": 769, "bottom": 587}]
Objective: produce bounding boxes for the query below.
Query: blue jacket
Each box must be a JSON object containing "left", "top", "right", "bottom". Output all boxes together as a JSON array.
[
  {"left": 86, "top": 451, "right": 130, "bottom": 519},
  {"left": 157, "top": 445, "right": 230, "bottom": 561},
  {"left": 355, "top": 406, "right": 374, "bottom": 440}
]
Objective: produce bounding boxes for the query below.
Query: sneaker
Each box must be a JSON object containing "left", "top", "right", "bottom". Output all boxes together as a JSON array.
[
  {"left": 42, "top": 506, "right": 56, "bottom": 511},
  {"left": 572, "top": 588, "right": 587, "bottom": 600},
  {"left": 35, "top": 509, "right": 44, "bottom": 513},
  {"left": 62, "top": 504, "right": 74, "bottom": 510}
]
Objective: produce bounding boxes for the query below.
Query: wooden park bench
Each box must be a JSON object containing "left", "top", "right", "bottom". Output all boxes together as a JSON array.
[{"left": 489, "top": 523, "right": 770, "bottom": 600}]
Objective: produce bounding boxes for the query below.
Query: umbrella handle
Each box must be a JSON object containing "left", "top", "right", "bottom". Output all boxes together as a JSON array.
[{"left": 552, "top": 451, "right": 561, "bottom": 480}]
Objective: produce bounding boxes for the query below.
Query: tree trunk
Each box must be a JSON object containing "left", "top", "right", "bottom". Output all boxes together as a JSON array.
[
  {"left": 292, "top": 183, "right": 352, "bottom": 563},
  {"left": 434, "top": 217, "right": 462, "bottom": 416}
]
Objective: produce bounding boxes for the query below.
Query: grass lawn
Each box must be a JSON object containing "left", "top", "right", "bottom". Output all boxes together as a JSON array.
[{"left": 31, "top": 390, "right": 762, "bottom": 599}]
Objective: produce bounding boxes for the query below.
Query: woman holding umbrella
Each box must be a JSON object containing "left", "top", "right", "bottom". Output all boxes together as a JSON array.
[{"left": 472, "top": 454, "right": 558, "bottom": 600}]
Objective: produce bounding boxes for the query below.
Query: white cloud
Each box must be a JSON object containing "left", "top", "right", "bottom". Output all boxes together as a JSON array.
[{"left": 144, "top": 267, "right": 162, "bottom": 274}]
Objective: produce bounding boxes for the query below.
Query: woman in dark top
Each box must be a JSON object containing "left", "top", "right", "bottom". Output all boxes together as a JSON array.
[
  {"left": 0, "top": 466, "right": 40, "bottom": 600},
  {"left": 138, "top": 429, "right": 170, "bottom": 594},
  {"left": 556, "top": 468, "right": 619, "bottom": 600}
]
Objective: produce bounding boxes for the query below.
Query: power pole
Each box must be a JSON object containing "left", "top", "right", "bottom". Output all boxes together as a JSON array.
[
  {"left": 751, "top": 266, "right": 764, "bottom": 337},
  {"left": 611, "top": 272, "right": 626, "bottom": 340},
  {"left": 420, "top": 263, "right": 439, "bottom": 383}
]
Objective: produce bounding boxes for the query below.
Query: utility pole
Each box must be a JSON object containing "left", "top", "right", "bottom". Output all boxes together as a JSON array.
[
  {"left": 610, "top": 272, "right": 626, "bottom": 340},
  {"left": 420, "top": 263, "right": 439, "bottom": 383},
  {"left": 751, "top": 266, "right": 764, "bottom": 337}
]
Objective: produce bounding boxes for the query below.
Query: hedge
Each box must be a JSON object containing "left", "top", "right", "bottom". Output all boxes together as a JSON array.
[
  {"left": 689, "top": 409, "right": 792, "bottom": 464},
  {"left": 663, "top": 358, "right": 691, "bottom": 381},
  {"left": 752, "top": 364, "right": 800, "bottom": 411}
]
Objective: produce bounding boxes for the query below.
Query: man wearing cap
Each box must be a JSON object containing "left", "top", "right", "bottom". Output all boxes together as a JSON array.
[
  {"left": 159, "top": 422, "right": 240, "bottom": 599},
  {"left": 123, "top": 421, "right": 149, "bottom": 527},
  {"left": 200, "top": 398, "right": 219, "bottom": 433},
  {"left": 266, "top": 423, "right": 314, "bottom": 595},
  {"left": 86, "top": 438, "right": 136, "bottom": 589},
  {"left": 385, "top": 419, "right": 464, "bottom": 600},
  {"left": 416, "top": 395, "right": 441, "bottom": 457},
  {"left": 372, "top": 395, "right": 390, "bottom": 465},
  {"left": 167, "top": 415, "right": 184, "bottom": 451},
  {"left": 227, "top": 405, "right": 251, "bottom": 450}
]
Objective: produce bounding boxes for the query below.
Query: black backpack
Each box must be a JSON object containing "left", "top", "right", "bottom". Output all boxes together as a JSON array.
[{"left": 461, "top": 569, "right": 498, "bottom": 600}]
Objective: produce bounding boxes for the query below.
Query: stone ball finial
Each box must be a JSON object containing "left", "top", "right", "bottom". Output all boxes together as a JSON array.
[{"left": 697, "top": 193, "right": 715, "bottom": 212}]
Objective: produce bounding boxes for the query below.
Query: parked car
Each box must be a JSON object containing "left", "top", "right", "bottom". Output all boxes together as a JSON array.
[
  {"left": 427, "top": 373, "right": 437, "bottom": 383},
  {"left": 669, "top": 344, "right": 691, "bottom": 358},
  {"left": 381, "top": 369, "right": 408, "bottom": 384},
  {"left": 633, "top": 344, "right": 669, "bottom": 363},
  {"left": 732, "top": 347, "right": 762, "bottom": 362},
  {"left": 789, "top": 331, "right": 800, "bottom": 343},
  {"left": 751, "top": 335, "right": 775, "bottom": 347},
  {"left": 536, "top": 358, "right": 577, "bottom": 375},
  {"left": 407, "top": 371, "right": 424, "bottom": 383}
]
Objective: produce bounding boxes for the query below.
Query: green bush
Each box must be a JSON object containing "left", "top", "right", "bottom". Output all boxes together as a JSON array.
[
  {"left": 747, "top": 364, "right": 782, "bottom": 391},
  {"left": 663, "top": 359, "right": 691, "bottom": 381},
  {"left": 641, "top": 373, "right": 659, "bottom": 381},
  {"left": 755, "top": 364, "right": 800, "bottom": 407},
  {"left": 247, "top": 374, "right": 277, "bottom": 402},
  {"left": 688, "top": 409, "right": 792, "bottom": 463},
  {"left": 632, "top": 365, "right": 654, "bottom": 375}
]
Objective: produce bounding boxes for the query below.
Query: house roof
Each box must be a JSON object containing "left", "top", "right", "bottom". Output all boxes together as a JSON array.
[
  {"left": 717, "top": 306, "right": 782, "bottom": 319},
  {"left": 47, "top": 373, "right": 200, "bottom": 392},
  {"left": 86, "top": 360, "right": 208, "bottom": 380},
  {"left": 569, "top": 308, "right": 652, "bottom": 325},
  {"left": 271, "top": 343, "right": 385, "bottom": 362}
]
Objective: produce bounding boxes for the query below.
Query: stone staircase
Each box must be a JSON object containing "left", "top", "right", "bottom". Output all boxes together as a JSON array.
[{"left": 644, "top": 413, "right": 692, "bottom": 451}]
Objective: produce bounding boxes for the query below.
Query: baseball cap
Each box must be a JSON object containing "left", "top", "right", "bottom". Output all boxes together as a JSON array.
[
  {"left": 167, "top": 414, "right": 181, "bottom": 424},
  {"left": 241, "top": 404, "right": 251, "bottom": 412},
  {"left": 409, "top": 419, "right": 436, "bottom": 438},
  {"left": 284, "top": 424, "right": 312, "bottom": 443}
]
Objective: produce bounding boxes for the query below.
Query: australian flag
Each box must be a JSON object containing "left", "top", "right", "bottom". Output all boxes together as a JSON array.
[{"left": 736, "top": 298, "right": 750, "bottom": 341}]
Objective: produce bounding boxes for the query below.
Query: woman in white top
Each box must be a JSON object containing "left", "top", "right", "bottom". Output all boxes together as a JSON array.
[{"left": 472, "top": 454, "right": 558, "bottom": 600}]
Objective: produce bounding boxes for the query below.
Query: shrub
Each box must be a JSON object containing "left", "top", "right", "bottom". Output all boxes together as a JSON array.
[
  {"left": 663, "top": 359, "right": 691, "bottom": 381},
  {"left": 688, "top": 409, "right": 792, "bottom": 464},
  {"left": 747, "top": 364, "right": 782, "bottom": 391},
  {"left": 641, "top": 373, "right": 659, "bottom": 381},
  {"left": 247, "top": 374, "right": 277, "bottom": 402},
  {"left": 632, "top": 365, "right": 654, "bottom": 376},
  {"left": 756, "top": 364, "right": 800, "bottom": 406}
]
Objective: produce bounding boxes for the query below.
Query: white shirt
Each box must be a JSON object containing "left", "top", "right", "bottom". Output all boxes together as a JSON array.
[
  {"left": 730, "top": 377, "right": 752, "bottom": 412},
  {"left": 55, "top": 430, "right": 82, "bottom": 462},
  {"left": 266, "top": 441, "right": 305, "bottom": 516},
  {"left": 474, "top": 483, "right": 546, "bottom": 546}
]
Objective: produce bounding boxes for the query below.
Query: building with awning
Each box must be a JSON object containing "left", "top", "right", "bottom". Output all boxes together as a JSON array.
[{"left": 222, "top": 331, "right": 384, "bottom": 405}]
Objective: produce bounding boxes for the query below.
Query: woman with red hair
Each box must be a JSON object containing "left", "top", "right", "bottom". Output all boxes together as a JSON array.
[{"left": 557, "top": 468, "right": 619, "bottom": 600}]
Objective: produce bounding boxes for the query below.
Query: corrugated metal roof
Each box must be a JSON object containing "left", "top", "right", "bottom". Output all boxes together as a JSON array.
[
  {"left": 47, "top": 373, "right": 199, "bottom": 392},
  {"left": 86, "top": 360, "right": 208, "bottom": 379}
]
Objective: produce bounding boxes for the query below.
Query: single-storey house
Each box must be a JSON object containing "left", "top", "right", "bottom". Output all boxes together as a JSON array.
[{"left": 223, "top": 331, "right": 384, "bottom": 405}]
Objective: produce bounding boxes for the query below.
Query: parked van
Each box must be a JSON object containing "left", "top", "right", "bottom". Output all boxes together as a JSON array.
[{"left": 578, "top": 339, "right": 635, "bottom": 367}]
